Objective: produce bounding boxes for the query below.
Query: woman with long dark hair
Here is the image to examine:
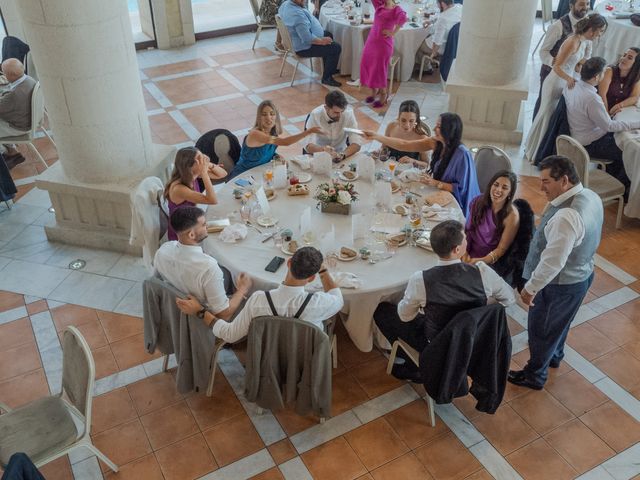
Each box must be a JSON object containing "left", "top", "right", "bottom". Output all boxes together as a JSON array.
[
  {"left": 382, "top": 100, "right": 430, "bottom": 165},
  {"left": 598, "top": 47, "right": 640, "bottom": 116},
  {"left": 164, "top": 147, "right": 222, "bottom": 240}
]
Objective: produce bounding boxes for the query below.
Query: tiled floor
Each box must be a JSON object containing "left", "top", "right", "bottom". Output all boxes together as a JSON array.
[{"left": 1, "top": 21, "right": 640, "bottom": 480}]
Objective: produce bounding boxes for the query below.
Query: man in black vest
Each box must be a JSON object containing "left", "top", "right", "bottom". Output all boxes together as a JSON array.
[
  {"left": 374, "top": 220, "right": 515, "bottom": 381},
  {"left": 533, "top": 0, "right": 590, "bottom": 119}
]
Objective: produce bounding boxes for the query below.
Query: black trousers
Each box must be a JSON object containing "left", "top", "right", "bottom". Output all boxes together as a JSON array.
[
  {"left": 373, "top": 302, "right": 429, "bottom": 364},
  {"left": 1, "top": 453, "right": 45, "bottom": 480},
  {"left": 296, "top": 30, "right": 341, "bottom": 82},
  {"left": 533, "top": 64, "right": 552, "bottom": 121},
  {"left": 584, "top": 133, "right": 631, "bottom": 194}
]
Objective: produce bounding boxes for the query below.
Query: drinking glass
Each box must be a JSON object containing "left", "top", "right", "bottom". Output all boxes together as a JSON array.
[
  {"left": 264, "top": 169, "right": 273, "bottom": 183},
  {"left": 388, "top": 161, "right": 397, "bottom": 174},
  {"left": 240, "top": 201, "right": 251, "bottom": 222}
]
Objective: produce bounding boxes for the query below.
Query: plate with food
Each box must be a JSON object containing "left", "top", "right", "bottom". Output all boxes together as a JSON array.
[
  {"left": 288, "top": 184, "right": 310, "bottom": 196},
  {"left": 265, "top": 188, "right": 276, "bottom": 201},
  {"left": 338, "top": 246, "right": 358, "bottom": 261},
  {"left": 386, "top": 233, "right": 407, "bottom": 247},
  {"left": 297, "top": 172, "right": 312, "bottom": 184},
  {"left": 391, "top": 181, "right": 401, "bottom": 194},
  {"left": 392, "top": 204, "right": 409, "bottom": 216},
  {"left": 256, "top": 215, "right": 278, "bottom": 227},
  {"left": 206, "top": 218, "right": 230, "bottom": 233},
  {"left": 424, "top": 190, "right": 452, "bottom": 207},
  {"left": 281, "top": 240, "right": 299, "bottom": 256},
  {"left": 339, "top": 170, "right": 358, "bottom": 181}
]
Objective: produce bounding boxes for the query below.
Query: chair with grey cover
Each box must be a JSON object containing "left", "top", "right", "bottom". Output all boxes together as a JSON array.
[
  {"left": 0, "top": 327, "right": 119, "bottom": 473},
  {"left": 555, "top": 135, "right": 625, "bottom": 229},
  {"left": 249, "top": 0, "right": 277, "bottom": 50},
  {"left": 473, "top": 145, "right": 513, "bottom": 194},
  {"left": 275, "top": 14, "right": 319, "bottom": 86}
]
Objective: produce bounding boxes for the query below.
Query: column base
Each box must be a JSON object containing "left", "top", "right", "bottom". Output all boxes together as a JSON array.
[
  {"left": 36, "top": 144, "right": 175, "bottom": 255},
  {"left": 445, "top": 60, "right": 529, "bottom": 144}
]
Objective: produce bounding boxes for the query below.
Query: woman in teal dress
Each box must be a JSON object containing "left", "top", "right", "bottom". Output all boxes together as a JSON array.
[{"left": 229, "top": 100, "right": 322, "bottom": 179}]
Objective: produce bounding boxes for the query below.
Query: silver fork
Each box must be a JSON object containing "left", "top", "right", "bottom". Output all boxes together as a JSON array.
[{"left": 245, "top": 221, "right": 263, "bottom": 234}]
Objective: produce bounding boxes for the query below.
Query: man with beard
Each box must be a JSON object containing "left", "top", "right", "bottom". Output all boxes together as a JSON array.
[
  {"left": 533, "top": 0, "right": 590, "bottom": 118},
  {"left": 154, "top": 206, "right": 252, "bottom": 320}
]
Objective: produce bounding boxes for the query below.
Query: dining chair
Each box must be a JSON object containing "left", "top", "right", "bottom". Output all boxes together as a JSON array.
[
  {"left": 556, "top": 134, "right": 625, "bottom": 229},
  {"left": 0, "top": 327, "right": 119, "bottom": 473},
  {"left": 473, "top": 145, "right": 513, "bottom": 194},
  {"left": 275, "top": 15, "right": 318, "bottom": 86},
  {"left": 249, "top": 0, "right": 277, "bottom": 50}
]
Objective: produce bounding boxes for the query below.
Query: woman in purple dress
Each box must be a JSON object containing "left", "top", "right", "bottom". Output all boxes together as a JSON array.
[
  {"left": 360, "top": 0, "right": 407, "bottom": 108},
  {"left": 598, "top": 47, "right": 640, "bottom": 116},
  {"left": 164, "top": 147, "right": 224, "bottom": 241}
]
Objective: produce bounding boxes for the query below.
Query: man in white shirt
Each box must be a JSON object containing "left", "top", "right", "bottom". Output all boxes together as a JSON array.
[
  {"left": 565, "top": 56, "right": 639, "bottom": 193},
  {"left": 154, "top": 206, "right": 252, "bottom": 320},
  {"left": 533, "top": 0, "right": 590, "bottom": 119},
  {"left": 510, "top": 156, "right": 603, "bottom": 390},
  {"left": 305, "top": 91, "right": 360, "bottom": 161},
  {"left": 416, "top": 0, "right": 462, "bottom": 74},
  {"left": 374, "top": 220, "right": 515, "bottom": 381},
  {"left": 175, "top": 246, "right": 343, "bottom": 344}
]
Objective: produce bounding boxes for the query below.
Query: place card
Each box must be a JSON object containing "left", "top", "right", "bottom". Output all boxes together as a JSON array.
[
  {"left": 312, "top": 152, "right": 332, "bottom": 176},
  {"left": 358, "top": 155, "right": 376, "bottom": 183},
  {"left": 273, "top": 164, "right": 288, "bottom": 189},
  {"left": 300, "top": 206, "right": 312, "bottom": 236},
  {"left": 255, "top": 186, "right": 271, "bottom": 215},
  {"left": 352, "top": 213, "right": 368, "bottom": 242},
  {"left": 370, "top": 213, "right": 405, "bottom": 234},
  {"left": 374, "top": 181, "right": 392, "bottom": 208},
  {"left": 319, "top": 224, "right": 336, "bottom": 254}
]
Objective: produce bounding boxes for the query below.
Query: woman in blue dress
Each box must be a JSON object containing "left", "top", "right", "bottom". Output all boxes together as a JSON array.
[
  {"left": 363, "top": 112, "right": 480, "bottom": 216},
  {"left": 229, "top": 100, "right": 323, "bottom": 179}
]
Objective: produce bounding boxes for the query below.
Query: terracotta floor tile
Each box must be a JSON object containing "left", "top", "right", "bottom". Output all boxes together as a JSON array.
[
  {"left": 623, "top": 339, "right": 640, "bottom": 361},
  {"left": 506, "top": 438, "right": 577, "bottom": 480},
  {"left": 155, "top": 433, "right": 218, "bottom": 480},
  {"left": 335, "top": 327, "right": 382, "bottom": 368},
  {"left": 589, "top": 309, "right": 640, "bottom": 346},
  {"left": 91, "top": 419, "right": 152, "bottom": 473},
  {"left": 267, "top": 438, "right": 297, "bottom": 465},
  {"left": 589, "top": 268, "right": 625, "bottom": 297},
  {"left": 470, "top": 404, "right": 539, "bottom": 456},
  {"left": 462, "top": 470, "right": 494, "bottom": 480},
  {"left": 110, "top": 333, "right": 160, "bottom": 371},
  {"left": 509, "top": 390, "right": 574, "bottom": 435},
  {"left": 384, "top": 400, "right": 449, "bottom": 449},
  {"left": 186, "top": 382, "right": 245, "bottom": 430},
  {"left": 356, "top": 475, "right": 375, "bottom": 480},
  {"left": 249, "top": 467, "right": 286, "bottom": 480},
  {"left": 567, "top": 322, "right": 618, "bottom": 361},
  {"left": 617, "top": 297, "right": 640, "bottom": 322},
  {"left": 301, "top": 437, "right": 367, "bottom": 480},
  {"left": 273, "top": 404, "right": 318, "bottom": 436},
  {"left": 0, "top": 291, "right": 24, "bottom": 312},
  {"left": 544, "top": 419, "right": 615, "bottom": 474},
  {"left": 593, "top": 348, "right": 640, "bottom": 391},
  {"left": 141, "top": 400, "right": 200, "bottom": 450},
  {"left": 579, "top": 401, "right": 640, "bottom": 452},
  {"left": 93, "top": 345, "right": 119, "bottom": 379},
  {"left": 370, "top": 453, "right": 433, "bottom": 480},
  {"left": 352, "top": 356, "right": 404, "bottom": 398},
  {"left": 92, "top": 387, "right": 138, "bottom": 435},
  {"left": 544, "top": 370, "right": 608, "bottom": 416},
  {"left": 127, "top": 372, "right": 184, "bottom": 416},
  {"left": 143, "top": 58, "right": 209, "bottom": 78},
  {"left": 331, "top": 370, "right": 370, "bottom": 416},
  {"left": 344, "top": 418, "right": 409, "bottom": 470},
  {"left": 0, "top": 317, "right": 35, "bottom": 351},
  {"left": 0, "top": 342, "right": 41, "bottom": 381},
  {"left": 104, "top": 453, "right": 164, "bottom": 480},
  {"left": 203, "top": 414, "right": 264, "bottom": 467},
  {"left": 50, "top": 304, "right": 99, "bottom": 331},
  {"left": 0, "top": 368, "right": 49, "bottom": 408},
  {"left": 452, "top": 393, "right": 484, "bottom": 420},
  {"left": 506, "top": 316, "right": 524, "bottom": 335},
  {"left": 25, "top": 299, "right": 48, "bottom": 315},
  {"left": 38, "top": 455, "right": 73, "bottom": 480},
  {"left": 97, "top": 310, "right": 144, "bottom": 343},
  {"left": 414, "top": 432, "right": 482, "bottom": 480},
  {"left": 63, "top": 317, "right": 108, "bottom": 350}
]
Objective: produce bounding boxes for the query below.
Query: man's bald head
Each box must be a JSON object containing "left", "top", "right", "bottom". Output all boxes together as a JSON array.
[{"left": 2, "top": 58, "right": 25, "bottom": 83}]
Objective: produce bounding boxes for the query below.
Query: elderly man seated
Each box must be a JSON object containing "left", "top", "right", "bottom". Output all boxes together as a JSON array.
[
  {"left": 564, "top": 56, "right": 640, "bottom": 195},
  {"left": 305, "top": 91, "right": 361, "bottom": 160},
  {"left": 416, "top": 0, "right": 462, "bottom": 74},
  {"left": 0, "top": 58, "right": 36, "bottom": 169},
  {"left": 278, "top": 0, "right": 342, "bottom": 87},
  {"left": 374, "top": 220, "right": 515, "bottom": 382},
  {"left": 154, "top": 206, "right": 252, "bottom": 320},
  {"left": 175, "top": 246, "right": 343, "bottom": 344}
]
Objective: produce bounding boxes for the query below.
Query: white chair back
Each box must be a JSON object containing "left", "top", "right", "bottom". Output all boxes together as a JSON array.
[
  {"left": 541, "top": 0, "right": 553, "bottom": 24},
  {"left": 249, "top": 0, "right": 261, "bottom": 21},
  {"left": 474, "top": 146, "right": 513, "bottom": 193},
  {"left": 275, "top": 15, "right": 293, "bottom": 52},
  {"left": 30, "top": 82, "right": 45, "bottom": 136},
  {"left": 555, "top": 135, "right": 590, "bottom": 186},
  {"left": 61, "top": 326, "right": 95, "bottom": 436}
]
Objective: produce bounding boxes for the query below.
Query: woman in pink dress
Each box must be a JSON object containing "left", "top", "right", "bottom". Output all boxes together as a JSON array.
[{"left": 360, "top": 0, "right": 407, "bottom": 108}]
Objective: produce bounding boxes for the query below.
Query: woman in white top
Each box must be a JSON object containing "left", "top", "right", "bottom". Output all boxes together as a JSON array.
[{"left": 524, "top": 14, "right": 607, "bottom": 163}]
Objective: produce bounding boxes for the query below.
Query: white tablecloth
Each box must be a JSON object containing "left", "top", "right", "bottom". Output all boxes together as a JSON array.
[
  {"left": 592, "top": 2, "right": 640, "bottom": 63},
  {"left": 203, "top": 157, "right": 462, "bottom": 352},
  {"left": 614, "top": 106, "right": 640, "bottom": 218},
  {"left": 319, "top": 2, "right": 429, "bottom": 82}
]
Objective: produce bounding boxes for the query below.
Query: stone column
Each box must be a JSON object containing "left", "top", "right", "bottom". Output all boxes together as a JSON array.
[
  {"left": 151, "top": 0, "right": 196, "bottom": 49},
  {"left": 16, "top": 0, "right": 174, "bottom": 253},
  {"left": 445, "top": 0, "right": 537, "bottom": 144}
]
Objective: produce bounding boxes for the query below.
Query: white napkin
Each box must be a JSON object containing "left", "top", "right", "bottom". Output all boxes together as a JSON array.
[
  {"left": 219, "top": 223, "right": 248, "bottom": 243},
  {"left": 398, "top": 167, "right": 422, "bottom": 183},
  {"left": 312, "top": 152, "right": 332, "bottom": 175},
  {"left": 255, "top": 186, "right": 271, "bottom": 215},
  {"left": 422, "top": 204, "right": 459, "bottom": 222},
  {"left": 307, "top": 272, "right": 362, "bottom": 291},
  {"left": 290, "top": 155, "right": 312, "bottom": 170}
]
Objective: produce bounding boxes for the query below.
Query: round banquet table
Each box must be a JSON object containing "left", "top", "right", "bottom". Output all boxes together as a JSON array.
[
  {"left": 319, "top": 1, "right": 430, "bottom": 82},
  {"left": 202, "top": 157, "right": 463, "bottom": 352},
  {"left": 614, "top": 105, "right": 640, "bottom": 219},
  {"left": 592, "top": 2, "right": 640, "bottom": 63}
]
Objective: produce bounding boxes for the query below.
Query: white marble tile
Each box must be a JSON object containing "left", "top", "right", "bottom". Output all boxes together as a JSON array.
[
  {"left": 506, "top": 304, "right": 528, "bottom": 328},
  {"left": 71, "top": 455, "right": 103, "bottom": 480},
  {"left": 0, "top": 254, "right": 10, "bottom": 271},
  {"left": 279, "top": 457, "right": 313, "bottom": 480},
  {"left": 590, "top": 287, "right": 639, "bottom": 312},
  {"left": 142, "top": 356, "right": 167, "bottom": 377},
  {"left": 595, "top": 254, "right": 637, "bottom": 285},
  {"left": 94, "top": 364, "right": 147, "bottom": 396},
  {"left": 198, "top": 449, "right": 275, "bottom": 480},
  {"left": 352, "top": 384, "right": 419, "bottom": 424},
  {"left": 0, "top": 259, "right": 71, "bottom": 298},
  {"left": 48, "top": 271, "right": 135, "bottom": 311},
  {"left": 224, "top": 55, "right": 280, "bottom": 70},
  {"left": 15, "top": 187, "right": 52, "bottom": 209},
  {"left": 0, "top": 203, "right": 48, "bottom": 225},
  {"left": 511, "top": 331, "right": 529, "bottom": 354},
  {"left": 30, "top": 310, "right": 61, "bottom": 353},
  {"left": 434, "top": 403, "right": 484, "bottom": 448},
  {"left": 143, "top": 82, "right": 172, "bottom": 108},
  {"left": 564, "top": 346, "right": 606, "bottom": 384},
  {"left": 0, "top": 224, "right": 52, "bottom": 251},
  {"left": 113, "top": 282, "right": 143, "bottom": 317},
  {"left": 0, "top": 305, "right": 28, "bottom": 325},
  {"left": 469, "top": 440, "right": 523, "bottom": 480},
  {"left": 31, "top": 209, "right": 57, "bottom": 228},
  {"left": 46, "top": 245, "right": 122, "bottom": 275},
  {"left": 152, "top": 67, "right": 213, "bottom": 82},
  {"left": 23, "top": 295, "right": 42, "bottom": 304},
  {"left": 47, "top": 300, "right": 66, "bottom": 310},
  {"left": 594, "top": 377, "right": 640, "bottom": 422},
  {"left": 290, "top": 410, "right": 362, "bottom": 454},
  {"left": 575, "top": 465, "right": 616, "bottom": 480},
  {"left": 176, "top": 92, "right": 244, "bottom": 110},
  {"left": 0, "top": 238, "right": 60, "bottom": 264},
  {"left": 246, "top": 94, "right": 263, "bottom": 105},
  {"left": 601, "top": 443, "right": 640, "bottom": 479},
  {"left": 0, "top": 220, "right": 26, "bottom": 243},
  {"left": 169, "top": 109, "right": 201, "bottom": 140},
  {"left": 572, "top": 303, "right": 600, "bottom": 326},
  {"left": 67, "top": 445, "right": 95, "bottom": 465},
  {"left": 40, "top": 344, "right": 63, "bottom": 393},
  {"left": 218, "top": 69, "right": 249, "bottom": 91}
]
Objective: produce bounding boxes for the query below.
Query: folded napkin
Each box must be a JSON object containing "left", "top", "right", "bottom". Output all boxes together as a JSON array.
[
  {"left": 219, "top": 223, "right": 248, "bottom": 243},
  {"left": 308, "top": 272, "right": 362, "bottom": 291},
  {"left": 290, "top": 155, "right": 312, "bottom": 170},
  {"left": 422, "top": 204, "right": 460, "bottom": 222},
  {"left": 397, "top": 167, "right": 422, "bottom": 183}
]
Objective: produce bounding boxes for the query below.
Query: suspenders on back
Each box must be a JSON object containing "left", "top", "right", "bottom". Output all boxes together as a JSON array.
[{"left": 264, "top": 290, "right": 315, "bottom": 319}]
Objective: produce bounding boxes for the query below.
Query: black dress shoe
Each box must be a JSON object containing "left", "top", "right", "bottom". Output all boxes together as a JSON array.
[
  {"left": 391, "top": 363, "right": 422, "bottom": 383},
  {"left": 508, "top": 369, "right": 526, "bottom": 381},
  {"left": 321, "top": 77, "right": 342, "bottom": 87},
  {"left": 507, "top": 374, "right": 543, "bottom": 391},
  {"left": 4, "top": 153, "right": 25, "bottom": 170}
]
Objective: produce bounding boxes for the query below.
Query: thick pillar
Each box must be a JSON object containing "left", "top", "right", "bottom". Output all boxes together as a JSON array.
[
  {"left": 445, "top": 0, "right": 537, "bottom": 144},
  {"left": 151, "top": 0, "right": 196, "bottom": 49},
  {"left": 16, "top": 0, "right": 174, "bottom": 253}
]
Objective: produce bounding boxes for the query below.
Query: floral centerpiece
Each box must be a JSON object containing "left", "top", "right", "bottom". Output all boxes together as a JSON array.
[{"left": 314, "top": 181, "right": 358, "bottom": 215}]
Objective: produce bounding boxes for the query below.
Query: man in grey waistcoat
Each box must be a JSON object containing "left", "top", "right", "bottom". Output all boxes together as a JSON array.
[{"left": 509, "top": 155, "right": 603, "bottom": 390}]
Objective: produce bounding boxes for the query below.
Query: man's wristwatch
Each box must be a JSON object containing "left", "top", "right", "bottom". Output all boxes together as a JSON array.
[{"left": 196, "top": 308, "right": 207, "bottom": 319}]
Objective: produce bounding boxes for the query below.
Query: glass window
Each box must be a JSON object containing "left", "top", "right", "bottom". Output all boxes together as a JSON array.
[{"left": 192, "top": 0, "right": 254, "bottom": 34}]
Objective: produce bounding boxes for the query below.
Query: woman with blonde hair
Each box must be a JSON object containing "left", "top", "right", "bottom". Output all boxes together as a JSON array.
[{"left": 229, "top": 100, "right": 322, "bottom": 179}]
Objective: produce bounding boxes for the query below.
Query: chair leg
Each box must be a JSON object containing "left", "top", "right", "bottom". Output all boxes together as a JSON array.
[
  {"left": 162, "top": 354, "right": 169, "bottom": 372},
  {"left": 386, "top": 340, "right": 399, "bottom": 375},
  {"left": 331, "top": 334, "right": 337, "bottom": 369},
  {"left": 419, "top": 55, "right": 426, "bottom": 81},
  {"left": 86, "top": 444, "right": 119, "bottom": 473},
  {"left": 279, "top": 51, "right": 289, "bottom": 77},
  {"left": 309, "top": 57, "right": 314, "bottom": 73},
  {"left": 28, "top": 142, "right": 48, "bottom": 170},
  {"left": 616, "top": 196, "right": 623, "bottom": 229},
  {"left": 389, "top": 64, "right": 395, "bottom": 93},
  {"left": 3, "top": 200, "right": 11, "bottom": 210},
  {"left": 252, "top": 25, "right": 262, "bottom": 50},
  {"left": 426, "top": 396, "right": 436, "bottom": 427},
  {"left": 41, "top": 126, "right": 56, "bottom": 148},
  {"left": 290, "top": 60, "right": 299, "bottom": 86},
  {"left": 206, "top": 343, "right": 225, "bottom": 397}
]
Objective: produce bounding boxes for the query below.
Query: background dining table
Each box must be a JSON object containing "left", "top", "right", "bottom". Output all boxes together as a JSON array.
[
  {"left": 203, "top": 155, "right": 463, "bottom": 352},
  {"left": 592, "top": 1, "right": 640, "bottom": 63},
  {"left": 614, "top": 105, "right": 640, "bottom": 219}
]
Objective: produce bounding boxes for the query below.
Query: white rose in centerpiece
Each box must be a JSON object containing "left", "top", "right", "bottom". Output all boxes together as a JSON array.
[{"left": 337, "top": 190, "right": 352, "bottom": 205}]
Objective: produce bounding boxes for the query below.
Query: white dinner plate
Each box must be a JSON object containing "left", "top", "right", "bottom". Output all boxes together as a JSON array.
[
  {"left": 281, "top": 244, "right": 296, "bottom": 256},
  {"left": 337, "top": 247, "right": 358, "bottom": 261},
  {"left": 344, "top": 127, "right": 365, "bottom": 136},
  {"left": 339, "top": 171, "right": 358, "bottom": 182},
  {"left": 257, "top": 215, "right": 278, "bottom": 227},
  {"left": 297, "top": 172, "right": 312, "bottom": 184}
]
